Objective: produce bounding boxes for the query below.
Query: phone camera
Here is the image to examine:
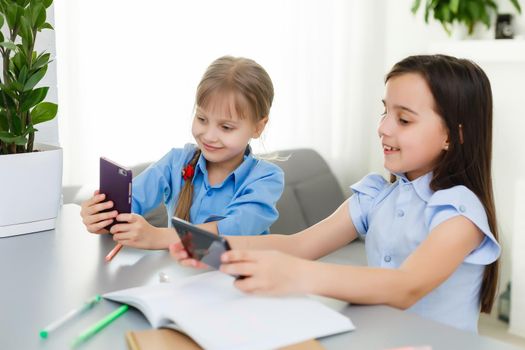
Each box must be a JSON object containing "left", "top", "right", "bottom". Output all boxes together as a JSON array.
[{"left": 118, "top": 169, "right": 128, "bottom": 176}]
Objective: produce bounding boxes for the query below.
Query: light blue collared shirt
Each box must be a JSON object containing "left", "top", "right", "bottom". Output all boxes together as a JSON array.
[
  {"left": 349, "top": 172, "right": 500, "bottom": 332},
  {"left": 132, "top": 143, "right": 284, "bottom": 235}
]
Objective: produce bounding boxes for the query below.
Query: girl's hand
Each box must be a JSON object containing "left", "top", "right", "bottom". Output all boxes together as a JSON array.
[
  {"left": 220, "top": 250, "right": 310, "bottom": 296},
  {"left": 80, "top": 190, "right": 117, "bottom": 234},
  {"left": 111, "top": 213, "right": 164, "bottom": 250},
  {"left": 169, "top": 242, "right": 209, "bottom": 269}
]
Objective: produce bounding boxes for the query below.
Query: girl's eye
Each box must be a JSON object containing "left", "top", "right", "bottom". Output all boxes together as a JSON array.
[
  {"left": 399, "top": 118, "right": 409, "bottom": 125},
  {"left": 197, "top": 116, "right": 206, "bottom": 123},
  {"left": 222, "top": 125, "right": 234, "bottom": 131}
]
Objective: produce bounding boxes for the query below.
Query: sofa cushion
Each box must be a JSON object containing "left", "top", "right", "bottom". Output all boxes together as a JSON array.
[{"left": 269, "top": 149, "right": 344, "bottom": 234}]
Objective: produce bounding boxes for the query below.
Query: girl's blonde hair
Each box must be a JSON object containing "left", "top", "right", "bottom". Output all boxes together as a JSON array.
[{"left": 174, "top": 56, "right": 274, "bottom": 222}]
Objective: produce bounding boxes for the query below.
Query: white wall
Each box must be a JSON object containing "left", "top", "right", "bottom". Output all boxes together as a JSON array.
[{"left": 54, "top": 0, "right": 386, "bottom": 192}]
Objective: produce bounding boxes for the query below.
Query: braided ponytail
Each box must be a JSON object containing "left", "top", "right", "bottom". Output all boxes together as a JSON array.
[{"left": 174, "top": 149, "right": 201, "bottom": 221}]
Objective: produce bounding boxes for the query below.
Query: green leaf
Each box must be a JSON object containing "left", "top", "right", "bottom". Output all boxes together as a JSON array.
[
  {"left": 424, "top": 0, "right": 433, "bottom": 23},
  {"left": 32, "top": 52, "right": 50, "bottom": 70},
  {"left": 509, "top": 0, "right": 521, "bottom": 13},
  {"left": 411, "top": 0, "right": 422, "bottom": 14},
  {"left": 480, "top": 10, "right": 490, "bottom": 28},
  {"left": 0, "top": 110, "right": 8, "bottom": 131},
  {"left": 467, "top": 1, "right": 481, "bottom": 20},
  {"left": 11, "top": 114, "right": 22, "bottom": 134},
  {"left": 0, "top": 89, "right": 17, "bottom": 105},
  {"left": 0, "top": 13, "right": 4, "bottom": 28},
  {"left": 12, "top": 51, "right": 25, "bottom": 72},
  {"left": 42, "top": 0, "right": 53, "bottom": 9},
  {"left": 450, "top": 0, "right": 459, "bottom": 14},
  {"left": 31, "top": 3, "right": 45, "bottom": 28},
  {"left": 20, "top": 86, "right": 48, "bottom": 112},
  {"left": 23, "top": 66, "right": 47, "bottom": 91},
  {"left": 0, "top": 131, "right": 27, "bottom": 145},
  {"left": 0, "top": 41, "right": 18, "bottom": 50},
  {"left": 39, "top": 21, "right": 53, "bottom": 30},
  {"left": 6, "top": 3, "right": 19, "bottom": 30},
  {"left": 18, "top": 65, "right": 28, "bottom": 85},
  {"left": 487, "top": 0, "right": 498, "bottom": 10},
  {"left": 19, "top": 15, "right": 33, "bottom": 44},
  {"left": 12, "top": 80, "right": 24, "bottom": 92},
  {"left": 30, "top": 101, "right": 57, "bottom": 124}
]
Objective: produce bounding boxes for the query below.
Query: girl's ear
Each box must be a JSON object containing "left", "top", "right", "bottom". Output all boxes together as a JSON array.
[
  {"left": 443, "top": 138, "right": 450, "bottom": 151},
  {"left": 252, "top": 116, "right": 269, "bottom": 139}
]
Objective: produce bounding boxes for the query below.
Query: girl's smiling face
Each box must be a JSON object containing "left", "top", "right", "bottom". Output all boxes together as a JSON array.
[
  {"left": 192, "top": 91, "right": 267, "bottom": 172},
  {"left": 378, "top": 73, "right": 449, "bottom": 181}
]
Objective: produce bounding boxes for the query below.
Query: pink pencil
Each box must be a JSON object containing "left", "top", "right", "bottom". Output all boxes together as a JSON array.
[{"left": 105, "top": 243, "right": 123, "bottom": 262}]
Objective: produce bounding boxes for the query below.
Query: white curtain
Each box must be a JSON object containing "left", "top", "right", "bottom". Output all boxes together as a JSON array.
[{"left": 54, "top": 0, "right": 386, "bottom": 192}]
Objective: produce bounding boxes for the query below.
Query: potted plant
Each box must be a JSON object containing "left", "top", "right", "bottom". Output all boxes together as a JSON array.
[
  {"left": 411, "top": 0, "right": 522, "bottom": 37},
  {"left": 0, "top": 0, "right": 61, "bottom": 237}
]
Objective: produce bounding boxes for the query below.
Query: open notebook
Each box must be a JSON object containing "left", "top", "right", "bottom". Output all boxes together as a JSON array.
[{"left": 104, "top": 271, "right": 355, "bottom": 350}]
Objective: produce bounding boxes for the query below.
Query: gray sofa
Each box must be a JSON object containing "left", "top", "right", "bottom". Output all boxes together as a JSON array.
[{"left": 269, "top": 149, "right": 366, "bottom": 265}]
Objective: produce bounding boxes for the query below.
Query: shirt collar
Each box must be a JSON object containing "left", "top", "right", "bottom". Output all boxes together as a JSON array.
[
  {"left": 395, "top": 172, "right": 434, "bottom": 202},
  {"left": 194, "top": 146, "right": 254, "bottom": 190}
]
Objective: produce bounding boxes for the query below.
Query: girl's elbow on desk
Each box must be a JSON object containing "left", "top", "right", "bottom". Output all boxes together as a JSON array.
[
  {"left": 384, "top": 273, "right": 431, "bottom": 310},
  {"left": 308, "top": 264, "right": 429, "bottom": 310}
]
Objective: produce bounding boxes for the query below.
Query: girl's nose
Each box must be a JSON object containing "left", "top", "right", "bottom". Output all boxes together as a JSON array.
[
  {"left": 377, "top": 114, "right": 393, "bottom": 138},
  {"left": 203, "top": 127, "right": 218, "bottom": 142}
]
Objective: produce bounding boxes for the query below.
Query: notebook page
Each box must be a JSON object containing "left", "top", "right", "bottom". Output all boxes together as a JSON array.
[
  {"left": 163, "top": 272, "right": 355, "bottom": 350},
  {"left": 105, "top": 271, "right": 354, "bottom": 350}
]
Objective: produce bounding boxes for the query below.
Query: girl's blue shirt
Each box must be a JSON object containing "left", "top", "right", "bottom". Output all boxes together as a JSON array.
[
  {"left": 131, "top": 144, "right": 284, "bottom": 235},
  {"left": 349, "top": 172, "right": 500, "bottom": 333}
]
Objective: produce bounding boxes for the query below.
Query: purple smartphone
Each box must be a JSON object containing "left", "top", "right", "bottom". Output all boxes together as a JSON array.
[{"left": 99, "top": 157, "right": 132, "bottom": 229}]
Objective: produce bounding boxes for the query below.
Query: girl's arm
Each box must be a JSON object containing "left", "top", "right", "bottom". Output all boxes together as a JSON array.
[
  {"left": 223, "top": 214, "right": 484, "bottom": 309},
  {"left": 227, "top": 200, "right": 358, "bottom": 259},
  {"left": 171, "top": 200, "right": 359, "bottom": 265}
]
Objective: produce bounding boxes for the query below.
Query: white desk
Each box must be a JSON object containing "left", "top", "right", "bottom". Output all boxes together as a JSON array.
[{"left": 0, "top": 204, "right": 520, "bottom": 350}]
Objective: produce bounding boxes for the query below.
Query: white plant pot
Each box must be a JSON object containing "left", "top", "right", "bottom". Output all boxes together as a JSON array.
[{"left": 0, "top": 143, "right": 63, "bottom": 237}]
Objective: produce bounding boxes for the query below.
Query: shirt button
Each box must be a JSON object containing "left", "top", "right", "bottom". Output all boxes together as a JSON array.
[
  {"left": 206, "top": 190, "right": 213, "bottom": 197},
  {"left": 396, "top": 209, "right": 405, "bottom": 217},
  {"left": 459, "top": 205, "right": 466, "bottom": 212},
  {"left": 384, "top": 255, "right": 391, "bottom": 263}
]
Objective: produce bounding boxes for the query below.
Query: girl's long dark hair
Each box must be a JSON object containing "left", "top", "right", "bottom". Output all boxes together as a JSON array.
[{"left": 386, "top": 55, "right": 498, "bottom": 313}]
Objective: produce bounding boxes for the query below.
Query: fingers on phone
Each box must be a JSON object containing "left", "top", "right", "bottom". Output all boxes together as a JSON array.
[
  {"left": 89, "top": 192, "right": 105, "bottom": 205},
  {"left": 92, "top": 219, "right": 113, "bottom": 233}
]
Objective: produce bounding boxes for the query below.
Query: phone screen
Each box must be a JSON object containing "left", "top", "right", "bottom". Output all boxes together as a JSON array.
[{"left": 171, "top": 217, "right": 231, "bottom": 270}]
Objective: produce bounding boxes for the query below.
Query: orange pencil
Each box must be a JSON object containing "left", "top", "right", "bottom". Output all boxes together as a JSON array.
[{"left": 105, "top": 243, "right": 123, "bottom": 262}]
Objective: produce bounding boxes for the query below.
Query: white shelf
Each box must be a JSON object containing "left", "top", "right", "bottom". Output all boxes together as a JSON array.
[{"left": 428, "top": 40, "right": 525, "bottom": 63}]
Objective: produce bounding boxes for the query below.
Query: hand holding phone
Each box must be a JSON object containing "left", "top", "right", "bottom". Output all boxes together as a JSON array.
[
  {"left": 171, "top": 217, "right": 231, "bottom": 270},
  {"left": 99, "top": 157, "right": 132, "bottom": 230}
]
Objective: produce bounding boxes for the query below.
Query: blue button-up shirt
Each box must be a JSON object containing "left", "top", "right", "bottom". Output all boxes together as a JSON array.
[
  {"left": 132, "top": 144, "right": 284, "bottom": 235},
  {"left": 349, "top": 172, "right": 500, "bottom": 332}
]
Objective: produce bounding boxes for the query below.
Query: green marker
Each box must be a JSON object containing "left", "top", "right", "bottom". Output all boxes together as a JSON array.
[
  {"left": 71, "top": 304, "right": 129, "bottom": 347},
  {"left": 39, "top": 295, "right": 102, "bottom": 339}
]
